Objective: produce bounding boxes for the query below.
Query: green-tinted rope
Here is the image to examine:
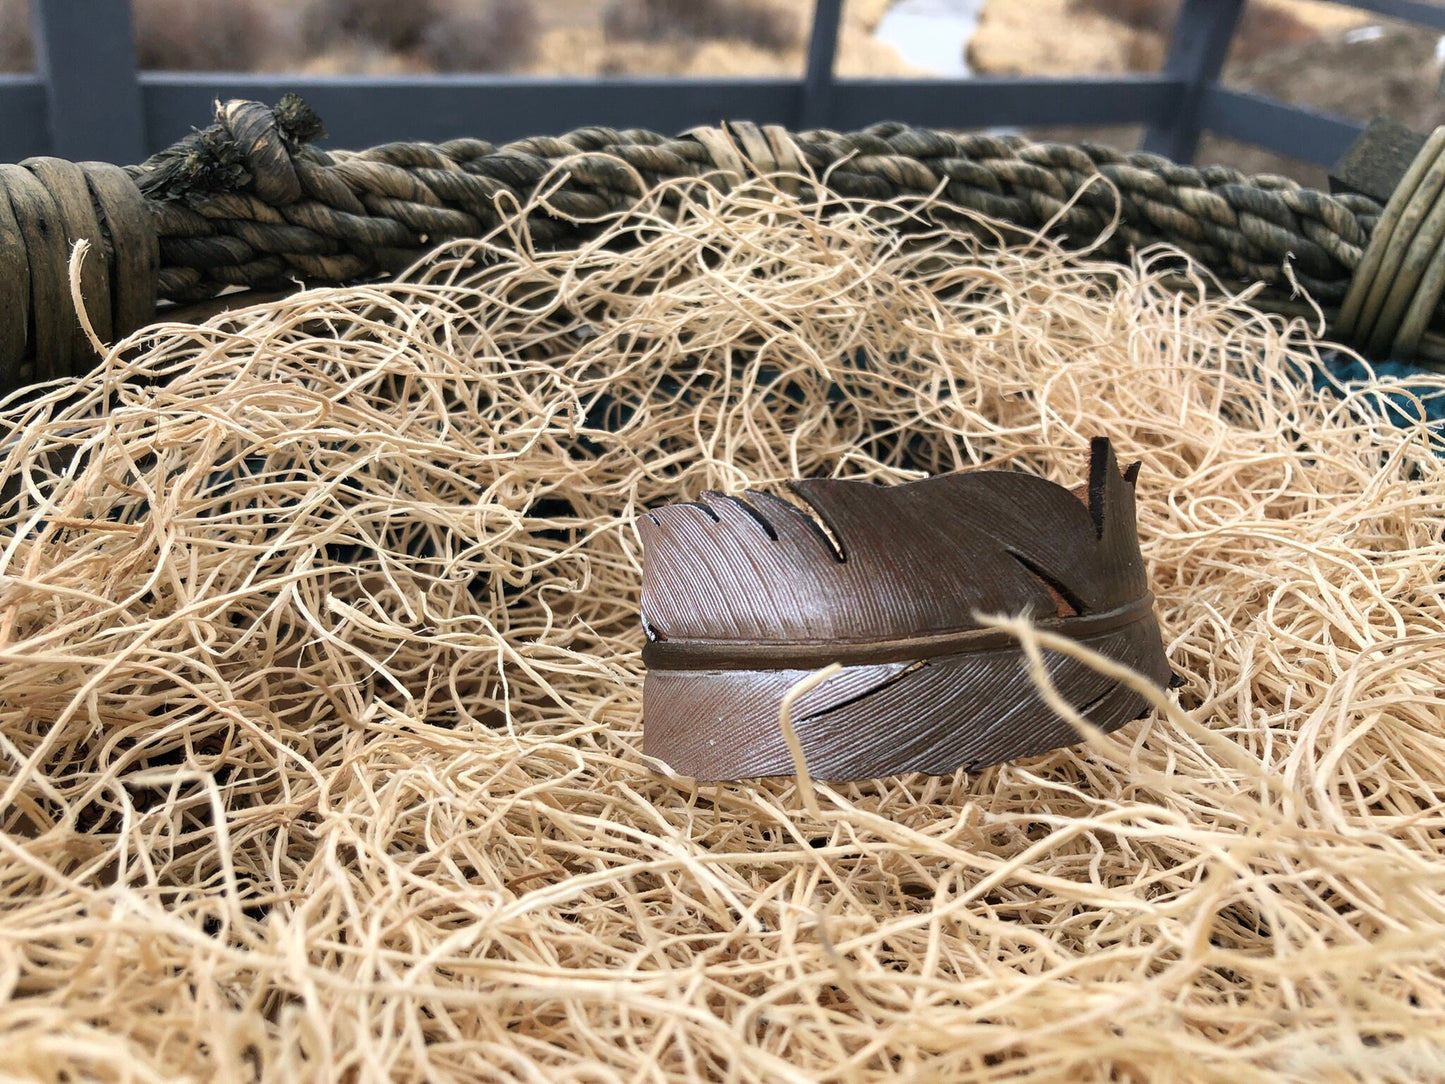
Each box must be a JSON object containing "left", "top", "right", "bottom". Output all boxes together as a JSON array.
[
  {"left": 0, "top": 94, "right": 1422, "bottom": 389},
  {"left": 123, "top": 99, "right": 1381, "bottom": 310}
]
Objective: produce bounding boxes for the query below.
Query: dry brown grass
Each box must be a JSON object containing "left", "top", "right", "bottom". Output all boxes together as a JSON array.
[
  {"left": 0, "top": 0, "right": 544, "bottom": 75},
  {"left": 975, "top": 0, "right": 1372, "bottom": 77},
  {"left": 420, "top": 0, "right": 539, "bottom": 73},
  {"left": 604, "top": 0, "right": 806, "bottom": 51},
  {"left": 2, "top": 161, "right": 1444, "bottom": 1081},
  {"left": 133, "top": 0, "right": 291, "bottom": 72},
  {"left": 1072, "top": 0, "right": 1342, "bottom": 65},
  {"left": 0, "top": 0, "right": 32, "bottom": 71},
  {"left": 300, "top": 0, "right": 540, "bottom": 73},
  {"left": 0, "top": 0, "right": 906, "bottom": 79}
]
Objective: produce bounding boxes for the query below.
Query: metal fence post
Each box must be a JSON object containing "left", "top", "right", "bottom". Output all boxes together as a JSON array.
[
  {"left": 800, "top": 0, "right": 843, "bottom": 130},
  {"left": 29, "top": 0, "right": 145, "bottom": 162},
  {"left": 1141, "top": 0, "right": 1244, "bottom": 163}
]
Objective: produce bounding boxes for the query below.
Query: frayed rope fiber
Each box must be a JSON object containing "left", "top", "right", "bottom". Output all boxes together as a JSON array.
[{"left": 2, "top": 170, "right": 1444, "bottom": 1081}]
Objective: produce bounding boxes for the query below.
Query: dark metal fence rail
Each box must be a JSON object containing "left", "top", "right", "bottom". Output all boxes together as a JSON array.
[{"left": 5, "top": 0, "right": 1445, "bottom": 167}]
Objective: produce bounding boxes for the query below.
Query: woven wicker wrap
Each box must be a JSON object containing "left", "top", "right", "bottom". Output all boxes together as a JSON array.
[
  {"left": 0, "top": 94, "right": 1430, "bottom": 391},
  {"left": 0, "top": 158, "right": 157, "bottom": 388}
]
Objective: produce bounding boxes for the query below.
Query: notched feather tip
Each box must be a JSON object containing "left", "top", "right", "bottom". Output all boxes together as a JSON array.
[{"left": 638, "top": 439, "right": 1174, "bottom": 782}]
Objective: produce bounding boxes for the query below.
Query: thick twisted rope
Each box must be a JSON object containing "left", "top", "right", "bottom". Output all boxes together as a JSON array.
[{"left": 0, "top": 95, "right": 1403, "bottom": 390}]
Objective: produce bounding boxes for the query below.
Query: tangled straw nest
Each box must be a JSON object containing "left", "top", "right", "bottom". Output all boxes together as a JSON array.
[{"left": 2, "top": 168, "right": 1444, "bottom": 1082}]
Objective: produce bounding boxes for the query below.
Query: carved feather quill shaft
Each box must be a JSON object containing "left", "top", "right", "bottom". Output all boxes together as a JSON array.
[{"left": 638, "top": 439, "right": 1173, "bottom": 782}]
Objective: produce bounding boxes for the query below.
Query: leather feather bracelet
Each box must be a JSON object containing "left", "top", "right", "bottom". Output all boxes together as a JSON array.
[{"left": 638, "top": 438, "right": 1175, "bottom": 782}]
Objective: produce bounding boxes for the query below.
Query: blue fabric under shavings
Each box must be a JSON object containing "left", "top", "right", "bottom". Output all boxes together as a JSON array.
[{"left": 1312, "top": 349, "right": 1445, "bottom": 435}]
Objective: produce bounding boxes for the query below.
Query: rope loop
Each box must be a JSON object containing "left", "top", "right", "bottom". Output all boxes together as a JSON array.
[
  {"left": 1337, "top": 126, "right": 1445, "bottom": 358},
  {"left": 0, "top": 158, "right": 157, "bottom": 386}
]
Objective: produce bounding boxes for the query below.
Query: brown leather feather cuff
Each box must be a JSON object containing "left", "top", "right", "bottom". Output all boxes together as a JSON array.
[{"left": 637, "top": 439, "right": 1174, "bottom": 782}]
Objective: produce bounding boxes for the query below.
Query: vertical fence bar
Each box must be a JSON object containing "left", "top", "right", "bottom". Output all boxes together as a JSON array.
[
  {"left": 1141, "top": 0, "right": 1244, "bottom": 163},
  {"left": 29, "top": 0, "right": 145, "bottom": 162},
  {"left": 800, "top": 0, "right": 843, "bottom": 130}
]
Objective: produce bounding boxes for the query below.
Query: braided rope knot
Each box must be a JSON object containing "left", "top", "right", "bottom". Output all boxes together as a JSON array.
[
  {"left": 0, "top": 157, "right": 157, "bottom": 386},
  {"left": 133, "top": 94, "right": 327, "bottom": 208},
  {"left": 214, "top": 98, "right": 324, "bottom": 206}
]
